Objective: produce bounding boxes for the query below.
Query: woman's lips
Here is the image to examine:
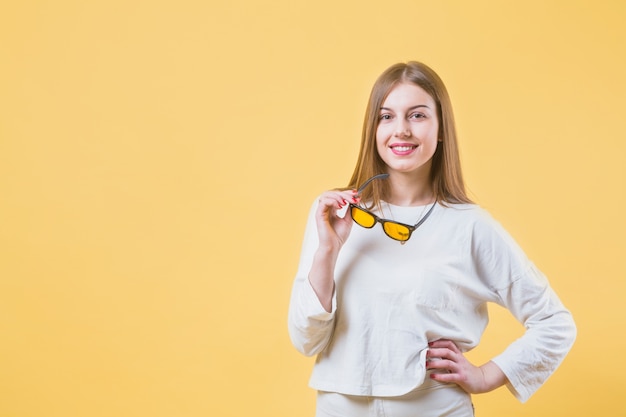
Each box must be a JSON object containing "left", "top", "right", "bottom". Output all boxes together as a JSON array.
[{"left": 390, "top": 143, "right": 418, "bottom": 155}]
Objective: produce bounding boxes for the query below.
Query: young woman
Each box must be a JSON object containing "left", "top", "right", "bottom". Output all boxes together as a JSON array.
[{"left": 288, "top": 61, "right": 576, "bottom": 417}]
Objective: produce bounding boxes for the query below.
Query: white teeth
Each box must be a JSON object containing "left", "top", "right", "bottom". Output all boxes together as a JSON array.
[{"left": 392, "top": 146, "right": 415, "bottom": 152}]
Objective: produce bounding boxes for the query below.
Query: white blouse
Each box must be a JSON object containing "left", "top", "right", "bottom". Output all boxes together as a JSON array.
[{"left": 288, "top": 201, "right": 576, "bottom": 403}]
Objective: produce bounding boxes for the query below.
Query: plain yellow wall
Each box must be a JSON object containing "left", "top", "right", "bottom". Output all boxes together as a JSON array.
[{"left": 1, "top": 1, "right": 625, "bottom": 416}]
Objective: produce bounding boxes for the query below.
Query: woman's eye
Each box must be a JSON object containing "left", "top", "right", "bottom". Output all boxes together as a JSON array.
[
  {"left": 379, "top": 114, "right": 392, "bottom": 120},
  {"left": 410, "top": 113, "right": 426, "bottom": 119}
]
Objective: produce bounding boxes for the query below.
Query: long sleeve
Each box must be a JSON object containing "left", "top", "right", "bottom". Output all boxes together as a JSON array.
[
  {"left": 469, "top": 212, "right": 577, "bottom": 403},
  {"left": 287, "top": 200, "right": 337, "bottom": 356},
  {"left": 490, "top": 262, "right": 576, "bottom": 402}
]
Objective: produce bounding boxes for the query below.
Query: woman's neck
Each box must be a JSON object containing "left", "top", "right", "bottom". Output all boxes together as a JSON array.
[{"left": 385, "top": 172, "right": 434, "bottom": 206}]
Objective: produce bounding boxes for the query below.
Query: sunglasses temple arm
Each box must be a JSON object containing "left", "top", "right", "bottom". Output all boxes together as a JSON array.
[
  {"left": 413, "top": 201, "right": 437, "bottom": 229},
  {"left": 356, "top": 173, "right": 390, "bottom": 196}
]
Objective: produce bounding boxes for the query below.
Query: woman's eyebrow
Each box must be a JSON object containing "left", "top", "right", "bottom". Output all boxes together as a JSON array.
[{"left": 380, "top": 104, "right": 431, "bottom": 111}]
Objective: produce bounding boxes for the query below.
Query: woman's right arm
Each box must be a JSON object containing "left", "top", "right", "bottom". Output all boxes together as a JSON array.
[
  {"left": 308, "top": 190, "right": 356, "bottom": 311},
  {"left": 287, "top": 190, "right": 357, "bottom": 356}
]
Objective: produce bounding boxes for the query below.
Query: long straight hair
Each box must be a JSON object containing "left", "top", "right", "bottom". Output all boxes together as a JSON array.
[{"left": 348, "top": 61, "right": 473, "bottom": 207}]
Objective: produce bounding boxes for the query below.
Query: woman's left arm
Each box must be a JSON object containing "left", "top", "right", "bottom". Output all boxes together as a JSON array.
[
  {"left": 488, "top": 263, "right": 577, "bottom": 402},
  {"left": 426, "top": 266, "right": 576, "bottom": 402},
  {"left": 426, "top": 266, "right": 576, "bottom": 401},
  {"left": 427, "top": 210, "right": 577, "bottom": 402}
]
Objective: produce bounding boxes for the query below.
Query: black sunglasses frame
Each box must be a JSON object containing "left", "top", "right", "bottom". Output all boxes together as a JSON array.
[{"left": 348, "top": 173, "right": 437, "bottom": 242}]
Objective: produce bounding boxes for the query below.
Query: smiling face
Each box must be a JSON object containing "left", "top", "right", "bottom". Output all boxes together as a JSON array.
[{"left": 376, "top": 82, "right": 439, "bottom": 177}]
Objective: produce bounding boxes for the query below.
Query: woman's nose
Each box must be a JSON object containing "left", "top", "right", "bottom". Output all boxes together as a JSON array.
[{"left": 393, "top": 120, "right": 411, "bottom": 138}]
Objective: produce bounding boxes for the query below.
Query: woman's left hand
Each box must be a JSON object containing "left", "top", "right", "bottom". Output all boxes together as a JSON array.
[{"left": 426, "top": 339, "right": 508, "bottom": 394}]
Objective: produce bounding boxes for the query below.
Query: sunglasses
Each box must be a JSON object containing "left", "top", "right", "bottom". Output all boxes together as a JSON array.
[{"left": 349, "top": 174, "right": 437, "bottom": 243}]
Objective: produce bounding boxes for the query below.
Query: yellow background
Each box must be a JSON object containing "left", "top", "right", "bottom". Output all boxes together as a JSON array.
[{"left": 1, "top": 1, "right": 624, "bottom": 416}]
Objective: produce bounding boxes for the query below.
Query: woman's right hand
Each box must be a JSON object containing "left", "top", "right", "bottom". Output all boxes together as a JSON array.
[{"left": 315, "top": 190, "right": 359, "bottom": 251}]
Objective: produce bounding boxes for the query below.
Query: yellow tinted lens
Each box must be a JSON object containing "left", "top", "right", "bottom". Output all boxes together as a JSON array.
[
  {"left": 383, "top": 222, "right": 411, "bottom": 241},
  {"left": 351, "top": 206, "right": 376, "bottom": 228}
]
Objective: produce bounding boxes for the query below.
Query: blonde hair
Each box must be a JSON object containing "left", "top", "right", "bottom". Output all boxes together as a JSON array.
[{"left": 348, "top": 61, "right": 472, "bottom": 206}]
